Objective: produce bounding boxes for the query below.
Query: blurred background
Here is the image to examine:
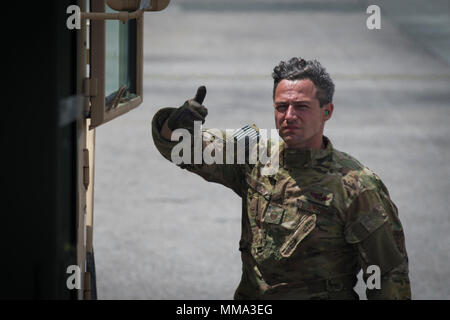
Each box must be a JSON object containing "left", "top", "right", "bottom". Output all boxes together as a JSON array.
[{"left": 93, "top": 0, "right": 450, "bottom": 299}]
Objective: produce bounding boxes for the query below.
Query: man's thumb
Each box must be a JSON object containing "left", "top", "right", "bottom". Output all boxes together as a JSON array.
[{"left": 193, "top": 86, "right": 207, "bottom": 104}]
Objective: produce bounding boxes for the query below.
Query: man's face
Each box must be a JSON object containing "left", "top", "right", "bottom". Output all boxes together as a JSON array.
[{"left": 274, "top": 79, "right": 333, "bottom": 149}]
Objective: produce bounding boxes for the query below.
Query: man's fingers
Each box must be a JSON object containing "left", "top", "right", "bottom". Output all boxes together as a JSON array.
[
  {"left": 196, "top": 106, "right": 208, "bottom": 119},
  {"left": 194, "top": 86, "right": 207, "bottom": 105},
  {"left": 189, "top": 100, "right": 208, "bottom": 118}
]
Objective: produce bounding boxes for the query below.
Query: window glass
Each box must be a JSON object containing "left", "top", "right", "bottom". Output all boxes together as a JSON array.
[{"left": 105, "top": 5, "right": 137, "bottom": 110}]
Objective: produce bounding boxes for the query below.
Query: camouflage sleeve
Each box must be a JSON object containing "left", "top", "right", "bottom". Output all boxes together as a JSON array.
[
  {"left": 344, "top": 188, "right": 411, "bottom": 300},
  {"left": 151, "top": 107, "right": 245, "bottom": 196}
]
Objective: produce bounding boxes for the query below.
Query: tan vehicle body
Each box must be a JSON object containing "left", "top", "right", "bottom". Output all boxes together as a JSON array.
[{"left": 75, "top": 0, "right": 170, "bottom": 299}]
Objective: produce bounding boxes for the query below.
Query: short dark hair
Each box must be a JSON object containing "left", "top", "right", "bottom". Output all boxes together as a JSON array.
[{"left": 272, "top": 57, "right": 335, "bottom": 107}]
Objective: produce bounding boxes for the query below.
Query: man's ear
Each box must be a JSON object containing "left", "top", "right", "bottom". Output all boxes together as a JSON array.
[{"left": 323, "top": 103, "right": 334, "bottom": 121}]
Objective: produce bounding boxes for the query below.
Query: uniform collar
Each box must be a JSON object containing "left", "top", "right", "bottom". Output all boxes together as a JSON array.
[{"left": 280, "top": 136, "right": 333, "bottom": 169}]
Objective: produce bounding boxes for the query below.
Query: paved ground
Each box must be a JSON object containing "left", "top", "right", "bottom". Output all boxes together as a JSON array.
[{"left": 93, "top": 0, "right": 450, "bottom": 299}]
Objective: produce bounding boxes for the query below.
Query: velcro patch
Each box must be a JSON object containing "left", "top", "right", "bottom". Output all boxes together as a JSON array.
[
  {"left": 305, "top": 190, "right": 333, "bottom": 206},
  {"left": 280, "top": 214, "right": 316, "bottom": 257},
  {"left": 263, "top": 204, "right": 285, "bottom": 224}
]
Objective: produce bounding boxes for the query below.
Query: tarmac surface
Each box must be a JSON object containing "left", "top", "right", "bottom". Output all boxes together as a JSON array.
[{"left": 93, "top": 0, "right": 450, "bottom": 299}]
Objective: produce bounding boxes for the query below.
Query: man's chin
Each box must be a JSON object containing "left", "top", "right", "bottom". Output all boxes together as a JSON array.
[{"left": 281, "top": 135, "right": 300, "bottom": 147}]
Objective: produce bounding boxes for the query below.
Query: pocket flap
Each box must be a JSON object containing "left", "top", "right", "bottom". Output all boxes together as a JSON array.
[{"left": 344, "top": 211, "right": 387, "bottom": 244}]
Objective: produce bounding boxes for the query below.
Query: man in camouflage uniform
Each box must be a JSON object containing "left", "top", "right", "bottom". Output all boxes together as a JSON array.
[{"left": 151, "top": 57, "right": 411, "bottom": 299}]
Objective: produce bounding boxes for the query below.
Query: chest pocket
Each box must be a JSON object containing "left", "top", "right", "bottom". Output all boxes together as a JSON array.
[
  {"left": 279, "top": 213, "right": 317, "bottom": 257},
  {"left": 279, "top": 189, "right": 338, "bottom": 258}
]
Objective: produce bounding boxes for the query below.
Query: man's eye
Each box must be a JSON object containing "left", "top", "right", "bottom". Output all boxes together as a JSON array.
[{"left": 276, "top": 105, "right": 288, "bottom": 111}]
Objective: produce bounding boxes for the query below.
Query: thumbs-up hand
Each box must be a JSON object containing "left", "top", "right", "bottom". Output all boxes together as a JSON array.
[
  {"left": 167, "top": 86, "right": 208, "bottom": 131},
  {"left": 193, "top": 85, "right": 207, "bottom": 105}
]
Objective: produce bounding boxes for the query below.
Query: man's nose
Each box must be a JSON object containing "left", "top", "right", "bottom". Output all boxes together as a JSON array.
[{"left": 285, "top": 105, "right": 297, "bottom": 120}]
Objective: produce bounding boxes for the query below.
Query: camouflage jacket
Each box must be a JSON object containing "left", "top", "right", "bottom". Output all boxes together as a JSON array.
[{"left": 151, "top": 107, "right": 411, "bottom": 300}]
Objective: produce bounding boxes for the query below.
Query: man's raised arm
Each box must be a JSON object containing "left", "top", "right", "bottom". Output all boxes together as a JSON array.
[{"left": 151, "top": 86, "right": 246, "bottom": 196}]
